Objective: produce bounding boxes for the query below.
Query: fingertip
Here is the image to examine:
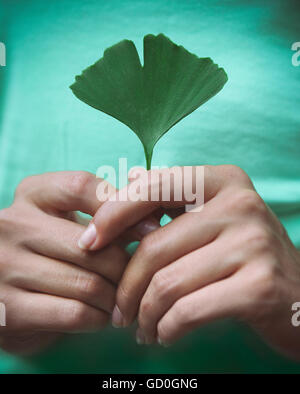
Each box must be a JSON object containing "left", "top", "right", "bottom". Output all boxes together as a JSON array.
[
  {"left": 112, "top": 305, "right": 124, "bottom": 328},
  {"left": 157, "top": 336, "right": 171, "bottom": 347},
  {"left": 78, "top": 223, "right": 98, "bottom": 250}
]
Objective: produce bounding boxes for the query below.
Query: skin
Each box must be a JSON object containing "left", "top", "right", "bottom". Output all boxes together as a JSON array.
[
  {"left": 0, "top": 171, "right": 158, "bottom": 355},
  {"left": 83, "top": 165, "right": 300, "bottom": 360}
]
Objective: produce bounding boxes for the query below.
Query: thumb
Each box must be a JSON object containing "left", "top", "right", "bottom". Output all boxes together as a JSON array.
[{"left": 78, "top": 215, "right": 161, "bottom": 251}]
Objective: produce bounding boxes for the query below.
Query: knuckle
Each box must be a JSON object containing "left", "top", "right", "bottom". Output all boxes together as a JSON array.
[
  {"left": 62, "top": 300, "right": 109, "bottom": 332},
  {"left": 2, "top": 266, "right": 23, "bottom": 286},
  {"left": 15, "top": 176, "right": 38, "bottom": 198},
  {"left": 241, "top": 190, "right": 266, "bottom": 215},
  {"left": 220, "top": 165, "right": 251, "bottom": 184},
  {"left": 228, "top": 189, "right": 266, "bottom": 216},
  {"left": 246, "top": 225, "right": 276, "bottom": 253},
  {"left": 63, "top": 300, "right": 89, "bottom": 330},
  {"left": 151, "top": 270, "right": 174, "bottom": 302},
  {"left": 75, "top": 273, "right": 104, "bottom": 301},
  {"left": 250, "top": 261, "right": 280, "bottom": 302},
  {"left": 63, "top": 171, "right": 94, "bottom": 198}
]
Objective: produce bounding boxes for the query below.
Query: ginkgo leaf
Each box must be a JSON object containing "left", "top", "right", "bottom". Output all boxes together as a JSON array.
[{"left": 70, "top": 33, "right": 228, "bottom": 169}]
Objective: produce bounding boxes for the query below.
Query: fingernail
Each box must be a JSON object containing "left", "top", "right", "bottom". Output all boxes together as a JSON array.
[
  {"left": 112, "top": 305, "right": 124, "bottom": 328},
  {"left": 136, "top": 328, "right": 145, "bottom": 345},
  {"left": 135, "top": 220, "right": 160, "bottom": 237},
  {"left": 157, "top": 337, "right": 171, "bottom": 347},
  {"left": 78, "top": 223, "right": 97, "bottom": 250}
]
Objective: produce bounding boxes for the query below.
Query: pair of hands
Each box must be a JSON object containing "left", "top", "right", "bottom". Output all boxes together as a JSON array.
[{"left": 0, "top": 166, "right": 300, "bottom": 359}]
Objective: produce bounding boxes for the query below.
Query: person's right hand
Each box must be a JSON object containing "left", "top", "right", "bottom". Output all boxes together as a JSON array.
[{"left": 0, "top": 171, "right": 134, "bottom": 355}]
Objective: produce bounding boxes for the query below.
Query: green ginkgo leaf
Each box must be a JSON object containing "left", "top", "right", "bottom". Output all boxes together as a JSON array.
[{"left": 70, "top": 33, "right": 228, "bottom": 169}]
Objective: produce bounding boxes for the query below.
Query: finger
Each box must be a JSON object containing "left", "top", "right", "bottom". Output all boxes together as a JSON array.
[
  {"left": 24, "top": 212, "right": 129, "bottom": 284},
  {"left": 112, "top": 194, "right": 226, "bottom": 328},
  {"left": 9, "top": 252, "right": 116, "bottom": 313},
  {"left": 7, "top": 291, "right": 109, "bottom": 333},
  {"left": 156, "top": 274, "right": 246, "bottom": 345},
  {"left": 15, "top": 171, "right": 106, "bottom": 216},
  {"left": 137, "top": 233, "right": 240, "bottom": 343},
  {"left": 83, "top": 165, "right": 251, "bottom": 251},
  {"left": 16, "top": 171, "right": 160, "bottom": 249}
]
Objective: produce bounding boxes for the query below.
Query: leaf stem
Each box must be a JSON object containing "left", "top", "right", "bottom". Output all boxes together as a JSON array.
[{"left": 143, "top": 145, "right": 153, "bottom": 170}]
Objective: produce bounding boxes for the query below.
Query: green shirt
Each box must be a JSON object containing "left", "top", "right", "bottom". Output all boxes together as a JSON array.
[{"left": 0, "top": 0, "right": 300, "bottom": 373}]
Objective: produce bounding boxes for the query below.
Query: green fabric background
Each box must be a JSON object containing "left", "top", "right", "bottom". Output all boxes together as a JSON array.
[{"left": 0, "top": 0, "right": 300, "bottom": 373}]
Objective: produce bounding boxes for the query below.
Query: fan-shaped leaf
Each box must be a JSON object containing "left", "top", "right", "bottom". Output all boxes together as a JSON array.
[{"left": 70, "top": 34, "right": 228, "bottom": 169}]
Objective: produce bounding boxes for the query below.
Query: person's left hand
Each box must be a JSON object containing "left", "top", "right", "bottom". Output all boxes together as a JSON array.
[{"left": 79, "top": 165, "right": 300, "bottom": 360}]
